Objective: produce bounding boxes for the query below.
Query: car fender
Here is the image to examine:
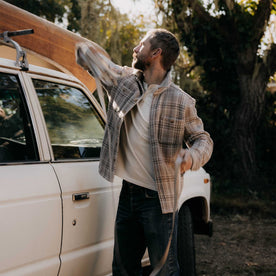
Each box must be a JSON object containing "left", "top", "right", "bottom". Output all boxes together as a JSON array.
[{"left": 178, "top": 167, "right": 212, "bottom": 236}]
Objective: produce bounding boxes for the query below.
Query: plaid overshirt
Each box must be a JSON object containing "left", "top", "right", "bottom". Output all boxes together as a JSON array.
[{"left": 99, "top": 68, "right": 213, "bottom": 213}]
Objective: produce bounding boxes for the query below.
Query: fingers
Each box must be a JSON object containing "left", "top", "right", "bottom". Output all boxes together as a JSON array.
[
  {"left": 76, "top": 46, "right": 89, "bottom": 70},
  {"left": 178, "top": 149, "right": 192, "bottom": 175}
]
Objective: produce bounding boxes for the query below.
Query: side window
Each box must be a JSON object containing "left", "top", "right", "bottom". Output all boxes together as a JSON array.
[
  {"left": 0, "top": 73, "right": 38, "bottom": 163},
  {"left": 33, "top": 79, "right": 105, "bottom": 160}
]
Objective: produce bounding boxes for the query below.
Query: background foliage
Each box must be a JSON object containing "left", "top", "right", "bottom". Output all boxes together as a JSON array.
[
  {"left": 155, "top": 0, "right": 276, "bottom": 196},
  {"left": 6, "top": 0, "right": 81, "bottom": 31}
]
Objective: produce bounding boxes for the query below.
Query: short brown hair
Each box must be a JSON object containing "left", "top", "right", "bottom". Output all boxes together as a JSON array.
[{"left": 147, "top": 29, "right": 180, "bottom": 71}]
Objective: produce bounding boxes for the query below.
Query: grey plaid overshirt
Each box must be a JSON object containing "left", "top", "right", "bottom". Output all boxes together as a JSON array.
[{"left": 99, "top": 68, "right": 213, "bottom": 214}]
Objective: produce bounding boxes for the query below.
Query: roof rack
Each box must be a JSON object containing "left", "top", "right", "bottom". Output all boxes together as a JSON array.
[{"left": 0, "top": 29, "right": 34, "bottom": 71}]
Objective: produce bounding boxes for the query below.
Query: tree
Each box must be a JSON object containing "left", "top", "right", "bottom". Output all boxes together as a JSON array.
[
  {"left": 118, "top": 18, "right": 147, "bottom": 66},
  {"left": 156, "top": 0, "right": 276, "bottom": 189},
  {"left": 66, "top": 0, "right": 81, "bottom": 32},
  {"left": 6, "top": 0, "right": 81, "bottom": 31},
  {"left": 79, "top": 0, "right": 145, "bottom": 65}
]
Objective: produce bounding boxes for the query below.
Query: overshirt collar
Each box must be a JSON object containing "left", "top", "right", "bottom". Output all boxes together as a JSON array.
[
  {"left": 153, "top": 71, "right": 172, "bottom": 95},
  {"left": 134, "top": 69, "right": 144, "bottom": 82},
  {"left": 133, "top": 69, "right": 171, "bottom": 95},
  {"left": 158, "top": 71, "right": 171, "bottom": 88}
]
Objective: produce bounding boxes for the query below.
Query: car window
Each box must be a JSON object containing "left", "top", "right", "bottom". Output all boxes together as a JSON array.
[
  {"left": 33, "top": 79, "right": 105, "bottom": 160},
  {"left": 0, "top": 72, "right": 39, "bottom": 163}
]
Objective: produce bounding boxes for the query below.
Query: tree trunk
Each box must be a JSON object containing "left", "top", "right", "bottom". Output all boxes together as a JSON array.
[{"left": 233, "top": 72, "right": 267, "bottom": 188}]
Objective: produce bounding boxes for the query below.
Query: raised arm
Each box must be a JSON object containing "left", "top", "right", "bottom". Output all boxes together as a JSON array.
[{"left": 76, "top": 42, "right": 123, "bottom": 87}]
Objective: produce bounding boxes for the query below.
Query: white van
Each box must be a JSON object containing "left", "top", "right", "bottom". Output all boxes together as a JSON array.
[{"left": 0, "top": 2, "right": 212, "bottom": 275}]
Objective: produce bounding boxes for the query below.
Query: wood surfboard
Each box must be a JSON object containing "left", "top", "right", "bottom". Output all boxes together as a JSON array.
[{"left": 0, "top": 1, "right": 107, "bottom": 93}]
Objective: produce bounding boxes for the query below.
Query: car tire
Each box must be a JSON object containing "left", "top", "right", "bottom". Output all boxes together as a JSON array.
[{"left": 177, "top": 204, "right": 196, "bottom": 276}]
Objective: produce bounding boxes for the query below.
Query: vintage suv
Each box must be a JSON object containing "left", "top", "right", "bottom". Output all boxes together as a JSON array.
[{"left": 0, "top": 1, "right": 212, "bottom": 275}]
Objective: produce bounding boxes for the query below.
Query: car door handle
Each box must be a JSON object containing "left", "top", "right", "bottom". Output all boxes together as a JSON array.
[{"left": 72, "top": 192, "right": 90, "bottom": 201}]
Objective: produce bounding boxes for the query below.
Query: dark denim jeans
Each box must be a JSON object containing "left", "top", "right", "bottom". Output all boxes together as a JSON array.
[{"left": 112, "top": 180, "right": 179, "bottom": 276}]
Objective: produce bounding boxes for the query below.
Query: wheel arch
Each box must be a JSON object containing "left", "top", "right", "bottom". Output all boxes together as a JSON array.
[{"left": 179, "top": 197, "right": 213, "bottom": 236}]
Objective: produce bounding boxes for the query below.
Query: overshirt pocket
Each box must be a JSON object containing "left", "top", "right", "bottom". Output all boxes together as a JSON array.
[{"left": 158, "top": 116, "right": 184, "bottom": 145}]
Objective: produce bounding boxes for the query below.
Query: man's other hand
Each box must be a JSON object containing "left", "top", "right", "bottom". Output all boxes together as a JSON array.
[{"left": 178, "top": 149, "right": 192, "bottom": 175}]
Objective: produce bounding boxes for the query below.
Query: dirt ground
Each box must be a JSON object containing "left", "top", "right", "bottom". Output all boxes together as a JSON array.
[{"left": 195, "top": 214, "right": 276, "bottom": 275}]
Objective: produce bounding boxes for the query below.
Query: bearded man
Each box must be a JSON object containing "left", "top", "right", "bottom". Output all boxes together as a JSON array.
[{"left": 78, "top": 28, "right": 213, "bottom": 276}]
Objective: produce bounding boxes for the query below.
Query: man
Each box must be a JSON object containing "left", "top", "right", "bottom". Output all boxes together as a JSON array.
[{"left": 77, "top": 28, "right": 213, "bottom": 276}]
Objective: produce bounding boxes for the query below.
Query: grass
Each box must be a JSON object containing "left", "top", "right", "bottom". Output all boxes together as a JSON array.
[{"left": 210, "top": 191, "right": 276, "bottom": 218}]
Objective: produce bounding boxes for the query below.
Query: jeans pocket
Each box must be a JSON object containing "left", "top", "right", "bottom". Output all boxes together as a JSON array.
[{"left": 145, "top": 189, "right": 158, "bottom": 199}]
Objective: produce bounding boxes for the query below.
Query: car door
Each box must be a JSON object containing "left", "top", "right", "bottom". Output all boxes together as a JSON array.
[
  {"left": 0, "top": 70, "right": 62, "bottom": 275},
  {"left": 30, "top": 76, "right": 121, "bottom": 276}
]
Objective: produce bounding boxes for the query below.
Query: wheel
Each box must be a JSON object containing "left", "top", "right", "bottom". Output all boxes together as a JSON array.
[{"left": 177, "top": 205, "right": 196, "bottom": 276}]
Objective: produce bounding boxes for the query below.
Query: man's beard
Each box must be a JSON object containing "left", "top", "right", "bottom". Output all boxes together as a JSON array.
[{"left": 132, "top": 55, "right": 150, "bottom": 71}]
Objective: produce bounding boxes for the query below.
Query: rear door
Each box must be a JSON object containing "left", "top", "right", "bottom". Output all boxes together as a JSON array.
[
  {"left": 30, "top": 76, "right": 120, "bottom": 275},
  {"left": 0, "top": 69, "right": 62, "bottom": 275}
]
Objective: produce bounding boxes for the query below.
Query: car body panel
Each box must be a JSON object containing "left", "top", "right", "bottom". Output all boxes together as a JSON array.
[
  {"left": 0, "top": 164, "right": 62, "bottom": 275},
  {"left": 179, "top": 168, "right": 211, "bottom": 222},
  {"left": 52, "top": 161, "right": 117, "bottom": 276}
]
